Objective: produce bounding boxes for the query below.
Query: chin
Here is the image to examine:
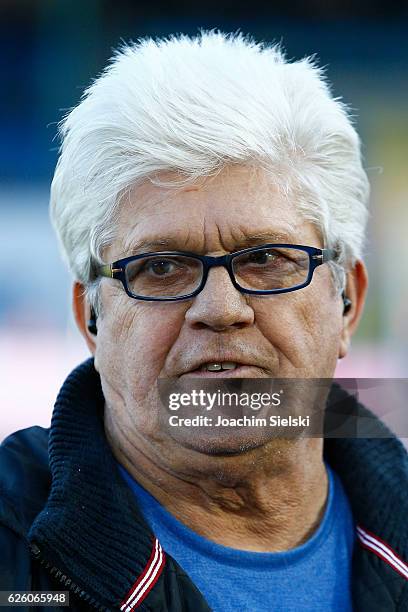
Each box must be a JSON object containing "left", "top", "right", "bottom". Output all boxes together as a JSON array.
[{"left": 168, "top": 429, "right": 271, "bottom": 457}]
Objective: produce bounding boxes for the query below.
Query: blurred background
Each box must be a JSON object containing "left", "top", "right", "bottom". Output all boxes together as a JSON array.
[{"left": 1, "top": 0, "right": 407, "bottom": 441}]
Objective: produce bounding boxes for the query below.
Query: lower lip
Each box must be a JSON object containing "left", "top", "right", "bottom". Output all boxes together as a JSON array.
[{"left": 179, "top": 366, "right": 264, "bottom": 379}]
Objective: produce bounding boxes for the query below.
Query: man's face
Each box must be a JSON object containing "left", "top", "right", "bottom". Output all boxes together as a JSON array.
[{"left": 93, "top": 165, "right": 345, "bottom": 458}]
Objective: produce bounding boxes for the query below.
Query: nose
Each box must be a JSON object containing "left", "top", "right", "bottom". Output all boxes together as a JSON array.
[{"left": 185, "top": 266, "right": 255, "bottom": 331}]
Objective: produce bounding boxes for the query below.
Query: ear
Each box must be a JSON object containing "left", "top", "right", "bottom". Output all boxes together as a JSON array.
[
  {"left": 72, "top": 282, "right": 97, "bottom": 356},
  {"left": 338, "top": 260, "right": 368, "bottom": 359}
]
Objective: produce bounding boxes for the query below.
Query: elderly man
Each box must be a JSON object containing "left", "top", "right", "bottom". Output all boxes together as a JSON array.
[{"left": 1, "top": 32, "right": 407, "bottom": 612}]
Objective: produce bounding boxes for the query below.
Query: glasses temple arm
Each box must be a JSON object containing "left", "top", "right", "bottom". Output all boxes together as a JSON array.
[
  {"left": 322, "top": 248, "right": 338, "bottom": 263},
  {"left": 95, "top": 264, "right": 114, "bottom": 278}
]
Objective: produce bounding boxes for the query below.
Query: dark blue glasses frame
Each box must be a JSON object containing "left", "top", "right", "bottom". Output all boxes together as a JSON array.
[{"left": 96, "top": 244, "right": 336, "bottom": 302}]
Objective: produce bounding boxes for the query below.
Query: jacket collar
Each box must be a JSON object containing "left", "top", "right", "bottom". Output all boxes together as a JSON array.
[
  {"left": 29, "top": 359, "right": 408, "bottom": 607},
  {"left": 324, "top": 383, "right": 408, "bottom": 566},
  {"left": 29, "top": 359, "right": 157, "bottom": 609}
]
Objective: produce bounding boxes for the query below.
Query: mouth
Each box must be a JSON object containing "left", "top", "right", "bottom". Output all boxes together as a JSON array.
[
  {"left": 200, "top": 361, "right": 238, "bottom": 372},
  {"left": 179, "top": 361, "right": 264, "bottom": 378}
]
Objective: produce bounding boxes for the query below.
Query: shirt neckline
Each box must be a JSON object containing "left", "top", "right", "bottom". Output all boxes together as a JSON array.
[{"left": 118, "top": 462, "right": 337, "bottom": 570}]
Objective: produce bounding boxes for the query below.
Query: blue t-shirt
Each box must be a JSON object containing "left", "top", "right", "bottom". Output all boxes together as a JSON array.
[{"left": 118, "top": 463, "right": 355, "bottom": 611}]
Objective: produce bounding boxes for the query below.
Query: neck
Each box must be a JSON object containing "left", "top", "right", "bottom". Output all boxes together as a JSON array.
[{"left": 106, "top": 412, "right": 328, "bottom": 552}]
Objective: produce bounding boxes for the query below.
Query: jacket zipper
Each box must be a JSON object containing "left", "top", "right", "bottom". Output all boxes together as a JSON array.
[{"left": 30, "top": 543, "right": 112, "bottom": 611}]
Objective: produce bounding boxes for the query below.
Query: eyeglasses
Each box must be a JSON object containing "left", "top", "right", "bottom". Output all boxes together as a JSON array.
[{"left": 95, "top": 244, "right": 336, "bottom": 302}]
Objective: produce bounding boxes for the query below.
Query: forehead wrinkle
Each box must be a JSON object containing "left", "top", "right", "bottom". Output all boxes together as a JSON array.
[
  {"left": 114, "top": 176, "right": 314, "bottom": 259},
  {"left": 119, "top": 226, "right": 204, "bottom": 258},
  {"left": 201, "top": 215, "right": 224, "bottom": 253},
  {"left": 178, "top": 225, "right": 203, "bottom": 252},
  {"left": 119, "top": 225, "right": 306, "bottom": 259}
]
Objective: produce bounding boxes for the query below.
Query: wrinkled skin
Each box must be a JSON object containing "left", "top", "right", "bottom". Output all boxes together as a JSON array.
[{"left": 73, "top": 164, "right": 367, "bottom": 551}]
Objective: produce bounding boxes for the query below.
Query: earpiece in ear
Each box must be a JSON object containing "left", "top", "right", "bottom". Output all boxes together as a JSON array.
[
  {"left": 342, "top": 292, "right": 352, "bottom": 315},
  {"left": 87, "top": 306, "right": 98, "bottom": 335}
]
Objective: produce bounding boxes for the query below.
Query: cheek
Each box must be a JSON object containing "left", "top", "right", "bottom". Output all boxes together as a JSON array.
[
  {"left": 253, "top": 284, "right": 342, "bottom": 375},
  {"left": 124, "top": 304, "right": 183, "bottom": 378},
  {"left": 293, "top": 286, "right": 343, "bottom": 375},
  {"left": 253, "top": 295, "right": 312, "bottom": 367},
  {"left": 96, "top": 291, "right": 185, "bottom": 401}
]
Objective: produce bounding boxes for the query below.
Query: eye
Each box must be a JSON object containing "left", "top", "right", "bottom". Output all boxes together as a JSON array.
[
  {"left": 242, "top": 250, "right": 281, "bottom": 265},
  {"left": 248, "top": 251, "right": 277, "bottom": 264},
  {"left": 146, "top": 259, "right": 177, "bottom": 275}
]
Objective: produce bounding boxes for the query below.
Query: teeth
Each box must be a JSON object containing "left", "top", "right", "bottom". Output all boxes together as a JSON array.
[
  {"left": 221, "top": 362, "right": 237, "bottom": 370},
  {"left": 205, "top": 363, "right": 222, "bottom": 371},
  {"left": 200, "top": 362, "right": 238, "bottom": 371}
]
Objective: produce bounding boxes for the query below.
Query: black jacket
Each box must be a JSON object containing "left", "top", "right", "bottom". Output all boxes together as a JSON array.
[{"left": 1, "top": 359, "right": 407, "bottom": 611}]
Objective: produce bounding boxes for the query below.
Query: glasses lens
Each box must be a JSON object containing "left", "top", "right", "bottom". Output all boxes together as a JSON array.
[
  {"left": 232, "top": 247, "right": 310, "bottom": 291},
  {"left": 125, "top": 255, "right": 203, "bottom": 298}
]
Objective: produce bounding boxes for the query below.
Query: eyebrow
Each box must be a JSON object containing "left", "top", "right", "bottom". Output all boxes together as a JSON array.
[
  {"left": 123, "top": 238, "right": 185, "bottom": 256},
  {"left": 121, "top": 231, "right": 298, "bottom": 257},
  {"left": 236, "top": 232, "right": 297, "bottom": 248}
]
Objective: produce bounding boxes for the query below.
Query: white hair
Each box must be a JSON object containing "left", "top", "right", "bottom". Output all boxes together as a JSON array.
[{"left": 50, "top": 30, "right": 369, "bottom": 310}]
